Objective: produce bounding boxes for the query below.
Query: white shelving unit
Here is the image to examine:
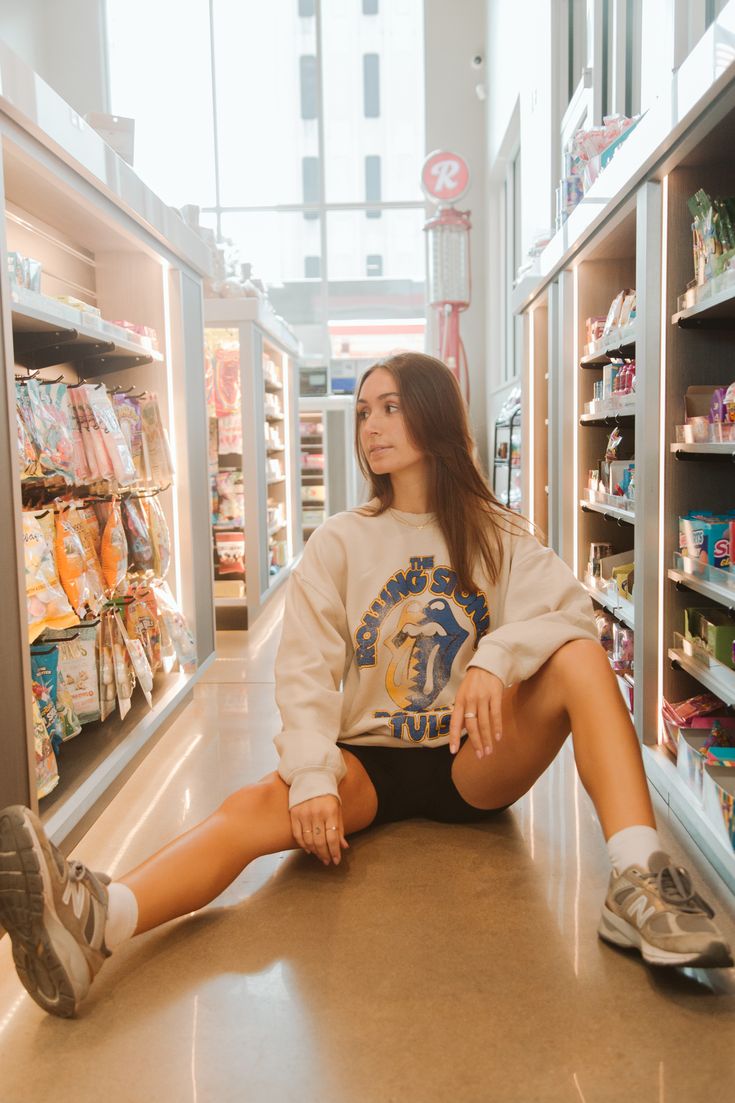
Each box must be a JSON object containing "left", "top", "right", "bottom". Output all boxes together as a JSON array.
[
  {"left": 0, "top": 49, "right": 215, "bottom": 845},
  {"left": 204, "top": 298, "right": 302, "bottom": 629},
  {"left": 298, "top": 395, "right": 361, "bottom": 541},
  {"left": 515, "top": 70, "right": 735, "bottom": 891}
]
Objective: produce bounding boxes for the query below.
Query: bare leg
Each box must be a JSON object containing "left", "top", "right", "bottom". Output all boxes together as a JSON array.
[
  {"left": 451, "top": 639, "right": 655, "bottom": 838},
  {"left": 120, "top": 752, "right": 378, "bottom": 934}
]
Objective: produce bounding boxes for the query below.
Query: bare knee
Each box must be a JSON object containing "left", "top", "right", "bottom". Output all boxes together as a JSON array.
[
  {"left": 219, "top": 772, "right": 288, "bottom": 822},
  {"left": 547, "top": 638, "right": 606, "bottom": 681}
]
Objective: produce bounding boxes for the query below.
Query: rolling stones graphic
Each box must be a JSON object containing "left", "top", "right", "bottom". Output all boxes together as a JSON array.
[{"left": 355, "top": 555, "right": 490, "bottom": 744}]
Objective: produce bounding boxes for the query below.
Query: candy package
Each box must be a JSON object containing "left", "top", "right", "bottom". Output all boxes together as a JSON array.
[
  {"left": 215, "top": 471, "right": 244, "bottom": 524},
  {"left": 126, "top": 587, "right": 162, "bottom": 673},
  {"left": 109, "top": 609, "right": 134, "bottom": 719},
  {"left": 114, "top": 611, "right": 153, "bottom": 708},
  {"left": 83, "top": 384, "right": 137, "bottom": 486},
  {"left": 24, "top": 379, "right": 76, "bottom": 484},
  {"left": 98, "top": 611, "right": 117, "bottom": 722},
  {"left": 33, "top": 696, "right": 59, "bottom": 799},
  {"left": 213, "top": 346, "right": 241, "bottom": 416},
  {"left": 55, "top": 504, "right": 106, "bottom": 614},
  {"left": 122, "top": 497, "right": 155, "bottom": 573},
  {"left": 145, "top": 495, "right": 171, "bottom": 578},
  {"left": 215, "top": 527, "right": 246, "bottom": 577},
  {"left": 101, "top": 499, "right": 129, "bottom": 592},
  {"left": 23, "top": 512, "right": 78, "bottom": 641},
  {"left": 151, "top": 581, "right": 197, "bottom": 671},
  {"left": 139, "top": 393, "right": 174, "bottom": 486},
  {"left": 77, "top": 503, "right": 102, "bottom": 559},
  {"left": 16, "top": 405, "right": 40, "bottom": 477},
  {"left": 45, "top": 383, "right": 91, "bottom": 484},
  {"left": 69, "top": 385, "right": 114, "bottom": 482},
  {"left": 45, "top": 623, "right": 101, "bottom": 725},
  {"left": 30, "top": 645, "right": 65, "bottom": 754},
  {"left": 112, "top": 394, "right": 145, "bottom": 481},
  {"left": 36, "top": 637, "right": 83, "bottom": 743}
]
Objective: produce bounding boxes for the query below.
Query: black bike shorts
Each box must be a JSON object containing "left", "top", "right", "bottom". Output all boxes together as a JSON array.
[{"left": 336, "top": 736, "right": 511, "bottom": 828}]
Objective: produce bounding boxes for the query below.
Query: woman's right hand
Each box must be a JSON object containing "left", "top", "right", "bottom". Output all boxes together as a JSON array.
[{"left": 290, "top": 795, "right": 349, "bottom": 866}]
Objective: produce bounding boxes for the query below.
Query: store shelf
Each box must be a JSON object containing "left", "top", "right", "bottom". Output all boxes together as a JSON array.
[
  {"left": 265, "top": 381, "right": 283, "bottom": 393},
  {"left": 668, "top": 648, "right": 735, "bottom": 707},
  {"left": 670, "top": 442, "right": 735, "bottom": 460},
  {"left": 267, "top": 445, "right": 285, "bottom": 454},
  {"left": 579, "top": 499, "right": 635, "bottom": 525},
  {"left": 672, "top": 282, "right": 735, "bottom": 329},
  {"left": 579, "top": 324, "right": 636, "bottom": 365},
  {"left": 11, "top": 287, "right": 164, "bottom": 372},
  {"left": 642, "top": 745, "right": 735, "bottom": 896},
  {"left": 580, "top": 410, "right": 635, "bottom": 427},
  {"left": 668, "top": 568, "right": 735, "bottom": 613},
  {"left": 42, "top": 666, "right": 208, "bottom": 846},
  {"left": 583, "top": 582, "right": 635, "bottom": 628},
  {"left": 266, "top": 412, "right": 284, "bottom": 422},
  {"left": 267, "top": 476, "right": 286, "bottom": 486}
]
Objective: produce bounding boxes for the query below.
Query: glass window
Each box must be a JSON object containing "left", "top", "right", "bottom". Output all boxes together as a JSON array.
[
  {"left": 301, "top": 54, "right": 319, "bottom": 120},
  {"left": 305, "top": 255, "right": 321, "bottom": 278},
  {"left": 302, "top": 156, "right": 320, "bottom": 219},
  {"left": 106, "top": 0, "right": 216, "bottom": 208},
  {"left": 327, "top": 208, "right": 425, "bottom": 282},
  {"left": 363, "top": 54, "right": 380, "bottom": 117},
  {"left": 220, "top": 211, "right": 322, "bottom": 286},
  {"left": 365, "top": 155, "right": 382, "bottom": 218},
  {"left": 367, "top": 254, "right": 383, "bottom": 277}
]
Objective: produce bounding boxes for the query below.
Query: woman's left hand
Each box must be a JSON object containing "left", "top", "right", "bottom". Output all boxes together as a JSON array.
[{"left": 449, "top": 667, "right": 505, "bottom": 758}]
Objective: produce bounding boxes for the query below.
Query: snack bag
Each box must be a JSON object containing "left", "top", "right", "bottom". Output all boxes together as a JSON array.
[
  {"left": 33, "top": 696, "right": 59, "bottom": 799},
  {"left": 122, "top": 497, "right": 155, "bottom": 573},
  {"left": 109, "top": 610, "right": 134, "bottom": 719},
  {"left": 114, "top": 611, "right": 153, "bottom": 708},
  {"left": 45, "top": 623, "right": 101, "bottom": 725},
  {"left": 101, "top": 499, "right": 129, "bottom": 592},
  {"left": 151, "top": 581, "right": 197, "bottom": 670},
  {"left": 23, "top": 513, "right": 78, "bottom": 641},
  {"left": 84, "top": 385, "right": 137, "bottom": 486},
  {"left": 16, "top": 405, "right": 40, "bottom": 477},
  {"left": 138, "top": 393, "right": 175, "bottom": 487},
  {"left": 98, "top": 611, "right": 117, "bottom": 722},
  {"left": 126, "top": 588, "right": 162, "bottom": 673},
  {"left": 36, "top": 634, "right": 84, "bottom": 742},
  {"left": 24, "top": 379, "right": 75, "bottom": 484},
  {"left": 69, "top": 386, "right": 114, "bottom": 482},
  {"left": 55, "top": 507, "right": 104, "bottom": 617},
  {"left": 77, "top": 504, "right": 102, "bottom": 559},
  {"left": 145, "top": 495, "right": 171, "bottom": 578},
  {"left": 58, "top": 504, "right": 106, "bottom": 610},
  {"left": 30, "top": 645, "right": 65, "bottom": 754},
  {"left": 112, "top": 394, "right": 145, "bottom": 481},
  {"left": 215, "top": 528, "right": 246, "bottom": 577},
  {"left": 46, "top": 383, "right": 92, "bottom": 485}
]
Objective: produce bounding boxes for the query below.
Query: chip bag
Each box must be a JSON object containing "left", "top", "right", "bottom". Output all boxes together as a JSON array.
[
  {"left": 55, "top": 505, "right": 105, "bottom": 616},
  {"left": 126, "top": 587, "right": 162, "bottom": 673},
  {"left": 139, "top": 393, "right": 174, "bottom": 487},
  {"left": 145, "top": 494, "right": 171, "bottom": 578},
  {"left": 31, "top": 645, "right": 65, "bottom": 754},
  {"left": 122, "top": 497, "right": 155, "bottom": 573},
  {"left": 101, "top": 499, "right": 129, "bottom": 592},
  {"left": 45, "top": 623, "right": 101, "bottom": 725},
  {"left": 84, "top": 384, "right": 137, "bottom": 486},
  {"left": 23, "top": 513, "right": 78, "bottom": 642},
  {"left": 33, "top": 696, "right": 59, "bottom": 799},
  {"left": 25, "top": 379, "right": 76, "bottom": 484}
]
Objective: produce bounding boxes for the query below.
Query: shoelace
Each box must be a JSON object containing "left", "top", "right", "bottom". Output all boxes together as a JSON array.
[
  {"left": 68, "top": 860, "right": 111, "bottom": 897},
  {"left": 643, "top": 864, "right": 714, "bottom": 918}
]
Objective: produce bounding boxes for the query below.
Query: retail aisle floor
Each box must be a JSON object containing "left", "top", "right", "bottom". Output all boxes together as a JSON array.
[{"left": 1, "top": 595, "right": 734, "bottom": 1103}]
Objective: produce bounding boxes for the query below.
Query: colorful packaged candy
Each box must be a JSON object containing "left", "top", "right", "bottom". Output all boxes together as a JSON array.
[
  {"left": 77, "top": 503, "right": 102, "bottom": 559},
  {"left": 151, "top": 581, "right": 197, "bottom": 671},
  {"left": 126, "top": 588, "right": 162, "bottom": 673},
  {"left": 55, "top": 506, "right": 105, "bottom": 617},
  {"left": 98, "top": 611, "right": 117, "bottom": 722},
  {"left": 122, "top": 497, "right": 155, "bottom": 573},
  {"left": 213, "top": 346, "right": 241, "bottom": 417},
  {"left": 23, "top": 512, "right": 78, "bottom": 642},
  {"left": 679, "top": 512, "right": 733, "bottom": 569},
  {"left": 138, "top": 393, "right": 174, "bottom": 487},
  {"left": 112, "top": 394, "right": 145, "bottom": 480},
  {"left": 101, "top": 499, "right": 129, "bottom": 592},
  {"left": 16, "top": 405, "right": 40, "bottom": 477},
  {"left": 215, "top": 528, "right": 246, "bottom": 577},
  {"left": 69, "top": 385, "right": 114, "bottom": 482},
  {"left": 83, "top": 384, "right": 137, "bottom": 486},
  {"left": 215, "top": 471, "right": 244, "bottom": 525},
  {"left": 145, "top": 495, "right": 171, "bottom": 578},
  {"left": 46, "top": 383, "right": 91, "bottom": 484},
  {"left": 25, "top": 379, "right": 76, "bottom": 484},
  {"left": 30, "top": 645, "right": 65, "bottom": 754},
  {"left": 109, "top": 609, "right": 134, "bottom": 719},
  {"left": 45, "top": 623, "right": 101, "bottom": 725},
  {"left": 33, "top": 696, "right": 59, "bottom": 799},
  {"left": 114, "top": 611, "right": 153, "bottom": 708}
]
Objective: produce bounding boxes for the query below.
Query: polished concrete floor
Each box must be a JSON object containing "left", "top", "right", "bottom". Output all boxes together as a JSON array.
[{"left": 1, "top": 593, "right": 734, "bottom": 1103}]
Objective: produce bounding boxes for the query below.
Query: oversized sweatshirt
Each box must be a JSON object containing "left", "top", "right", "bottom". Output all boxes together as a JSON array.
[{"left": 274, "top": 506, "right": 598, "bottom": 808}]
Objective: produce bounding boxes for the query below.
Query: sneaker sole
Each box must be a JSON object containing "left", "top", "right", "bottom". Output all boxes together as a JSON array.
[
  {"left": 598, "top": 905, "right": 734, "bottom": 969},
  {"left": 0, "top": 806, "right": 90, "bottom": 1017}
]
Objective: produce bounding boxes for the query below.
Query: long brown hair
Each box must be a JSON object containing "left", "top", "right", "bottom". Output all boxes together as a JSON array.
[{"left": 355, "top": 352, "right": 530, "bottom": 592}]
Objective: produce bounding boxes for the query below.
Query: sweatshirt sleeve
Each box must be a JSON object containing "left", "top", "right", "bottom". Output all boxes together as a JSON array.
[
  {"left": 468, "top": 534, "right": 598, "bottom": 687},
  {"left": 273, "top": 538, "right": 349, "bottom": 809}
]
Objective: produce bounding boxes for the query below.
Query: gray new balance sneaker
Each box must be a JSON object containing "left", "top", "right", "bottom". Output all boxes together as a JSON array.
[
  {"left": 599, "top": 851, "right": 733, "bottom": 968},
  {"left": 0, "top": 805, "right": 111, "bottom": 1017}
]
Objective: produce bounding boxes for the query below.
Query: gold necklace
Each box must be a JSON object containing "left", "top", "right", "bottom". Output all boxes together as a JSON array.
[{"left": 389, "top": 508, "right": 434, "bottom": 531}]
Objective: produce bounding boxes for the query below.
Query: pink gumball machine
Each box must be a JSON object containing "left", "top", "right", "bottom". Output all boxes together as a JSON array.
[{"left": 422, "top": 151, "right": 472, "bottom": 402}]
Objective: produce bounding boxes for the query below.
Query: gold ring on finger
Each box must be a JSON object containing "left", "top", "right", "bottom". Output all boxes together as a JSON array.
[
  {"left": 314, "top": 826, "right": 322, "bottom": 835},
  {"left": 328, "top": 826, "right": 338, "bottom": 832},
  {"left": 464, "top": 712, "right": 477, "bottom": 719}
]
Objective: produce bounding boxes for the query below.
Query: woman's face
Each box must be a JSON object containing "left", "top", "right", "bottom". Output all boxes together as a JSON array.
[{"left": 356, "top": 368, "right": 426, "bottom": 477}]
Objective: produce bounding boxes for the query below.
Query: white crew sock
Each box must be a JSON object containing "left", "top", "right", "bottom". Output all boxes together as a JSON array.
[
  {"left": 606, "top": 825, "right": 663, "bottom": 876},
  {"left": 105, "top": 882, "right": 139, "bottom": 950}
]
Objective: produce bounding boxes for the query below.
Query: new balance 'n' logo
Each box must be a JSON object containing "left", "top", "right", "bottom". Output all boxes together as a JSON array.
[
  {"left": 627, "top": 893, "right": 656, "bottom": 927},
  {"left": 61, "top": 878, "right": 87, "bottom": 921}
]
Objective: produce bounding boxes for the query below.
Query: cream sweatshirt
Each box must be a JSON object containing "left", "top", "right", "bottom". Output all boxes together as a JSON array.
[{"left": 274, "top": 506, "right": 598, "bottom": 808}]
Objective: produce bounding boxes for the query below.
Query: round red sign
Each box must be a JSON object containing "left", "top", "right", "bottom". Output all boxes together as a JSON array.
[{"left": 421, "top": 150, "right": 470, "bottom": 203}]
